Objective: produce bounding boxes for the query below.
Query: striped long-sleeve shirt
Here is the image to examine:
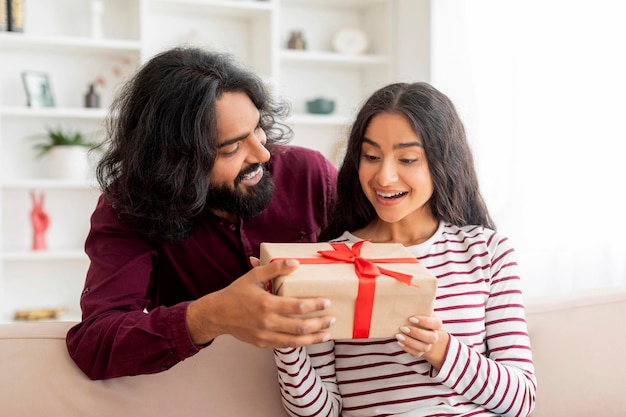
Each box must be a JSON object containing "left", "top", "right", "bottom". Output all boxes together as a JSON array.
[{"left": 274, "top": 222, "right": 536, "bottom": 417}]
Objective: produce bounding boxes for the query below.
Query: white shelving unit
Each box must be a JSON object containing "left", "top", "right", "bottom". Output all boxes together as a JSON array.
[{"left": 0, "top": 0, "right": 428, "bottom": 322}]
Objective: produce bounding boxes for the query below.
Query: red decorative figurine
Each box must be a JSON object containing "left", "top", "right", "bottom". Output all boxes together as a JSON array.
[{"left": 30, "top": 191, "right": 49, "bottom": 250}]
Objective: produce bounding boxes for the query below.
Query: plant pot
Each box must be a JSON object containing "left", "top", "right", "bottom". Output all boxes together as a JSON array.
[{"left": 45, "top": 146, "right": 91, "bottom": 180}]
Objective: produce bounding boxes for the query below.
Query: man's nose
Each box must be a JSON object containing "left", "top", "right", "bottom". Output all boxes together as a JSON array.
[{"left": 246, "top": 132, "right": 270, "bottom": 164}]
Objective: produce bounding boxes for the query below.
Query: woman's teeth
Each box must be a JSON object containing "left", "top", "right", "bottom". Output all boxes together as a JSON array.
[{"left": 377, "top": 191, "right": 407, "bottom": 199}]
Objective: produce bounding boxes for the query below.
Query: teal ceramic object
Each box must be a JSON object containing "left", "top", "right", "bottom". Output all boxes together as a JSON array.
[{"left": 306, "top": 98, "right": 335, "bottom": 114}]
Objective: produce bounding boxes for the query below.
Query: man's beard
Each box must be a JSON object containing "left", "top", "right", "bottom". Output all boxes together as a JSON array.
[{"left": 205, "top": 163, "right": 275, "bottom": 218}]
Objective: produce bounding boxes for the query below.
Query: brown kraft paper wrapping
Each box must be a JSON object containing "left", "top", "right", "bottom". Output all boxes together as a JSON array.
[{"left": 260, "top": 241, "right": 437, "bottom": 340}]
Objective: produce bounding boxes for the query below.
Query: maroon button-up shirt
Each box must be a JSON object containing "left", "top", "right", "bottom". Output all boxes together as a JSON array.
[{"left": 66, "top": 145, "right": 337, "bottom": 379}]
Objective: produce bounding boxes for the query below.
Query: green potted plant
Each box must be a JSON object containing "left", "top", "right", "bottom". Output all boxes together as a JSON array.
[
  {"left": 33, "top": 127, "right": 95, "bottom": 157},
  {"left": 31, "top": 127, "right": 98, "bottom": 180}
]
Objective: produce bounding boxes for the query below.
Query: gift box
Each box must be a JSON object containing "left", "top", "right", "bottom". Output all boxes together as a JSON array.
[{"left": 260, "top": 240, "right": 437, "bottom": 340}]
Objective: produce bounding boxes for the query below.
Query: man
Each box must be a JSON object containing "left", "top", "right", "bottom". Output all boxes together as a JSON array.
[{"left": 66, "top": 47, "right": 337, "bottom": 380}]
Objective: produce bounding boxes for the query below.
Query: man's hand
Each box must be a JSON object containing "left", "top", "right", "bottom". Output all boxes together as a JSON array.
[{"left": 186, "top": 259, "right": 335, "bottom": 347}]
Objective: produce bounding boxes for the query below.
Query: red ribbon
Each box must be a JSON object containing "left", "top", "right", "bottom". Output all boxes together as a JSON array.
[{"left": 272, "top": 240, "right": 419, "bottom": 338}]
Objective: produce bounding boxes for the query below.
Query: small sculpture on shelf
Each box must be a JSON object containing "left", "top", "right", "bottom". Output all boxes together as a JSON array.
[
  {"left": 287, "top": 30, "right": 306, "bottom": 50},
  {"left": 87, "top": 57, "right": 135, "bottom": 108},
  {"left": 30, "top": 190, "right": 49, "bottom": 251}
]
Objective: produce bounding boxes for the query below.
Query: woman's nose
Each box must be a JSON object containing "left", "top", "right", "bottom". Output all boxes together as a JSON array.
[{"left": 376, "top": 159, "right": 398, "bottom": 186}]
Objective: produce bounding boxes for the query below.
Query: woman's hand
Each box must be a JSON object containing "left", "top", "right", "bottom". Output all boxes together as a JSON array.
[{"left": 396, "top": 315, "right": 449, "bottom": 370}]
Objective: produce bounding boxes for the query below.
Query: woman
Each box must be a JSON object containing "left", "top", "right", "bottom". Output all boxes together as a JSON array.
[{"left": 274, "top": 82, "right": 536, "bottom": 416}]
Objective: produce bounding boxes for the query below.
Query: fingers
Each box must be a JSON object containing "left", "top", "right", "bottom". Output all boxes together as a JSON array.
[
  {"left": 243, "top": 263, "right": 334, "bottom": 347},
  {"left": 249, "top": 256, "right": 261, "bottom": 267},
  {"left": 409, "top": 315, "right": 443, "bottom": 331},
  {"left": 252, "top": 315, "right": 336, "bottom": 348},
  {"left": 272, "top": 294, "right": 331, "bottom": 315},
  {"left": 250, "top": 258, "right": 300, "bottom": 285},
  {"left": 191, "top": 269, "right": 335, "bottom": 347},
  {"left": 245, "top": 260, "right": 332, "bottom": 312},
  {"left": 253, "top": 294, "right": 334, "bottom": 342},
  {"left": 395, "top": 315, "right": 443, "bottom": 357}
]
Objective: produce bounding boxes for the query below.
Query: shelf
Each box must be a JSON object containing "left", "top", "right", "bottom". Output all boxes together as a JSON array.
[
  {"left": 0, "top": 106, "right": 108, "bottom": 120},
  {"left": 281, "top": 0, "right": 388, "bottom": 9},
  {"left": 288, "top": 113, "right": 352, "bottom": 126},
  {"left": 2, "top": 250, "right": 88, "bottom": 262},
  {"left": 1, "top": 179, "right": 97, "bottom": 190},
  {"left": 280, "top": 49, "right": 389, "bottom": 67},
  {"left": 0, "top": 32, "right": 141, "bottom": 53},
  {"left": 149, "top": 0, "right": 274, "bottom": 17},
  {"left": 0, "top": 0, "right": 408, "bottom": 328}
]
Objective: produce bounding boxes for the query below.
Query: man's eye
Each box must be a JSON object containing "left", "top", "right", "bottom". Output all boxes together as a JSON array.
[{"left": 220, "top": 143, "right": 241, "bottom": 157}]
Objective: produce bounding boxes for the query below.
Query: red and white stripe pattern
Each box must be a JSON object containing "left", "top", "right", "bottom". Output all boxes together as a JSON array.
[{"left": 274, "top": 222, "right": 536, "bottom": 416}]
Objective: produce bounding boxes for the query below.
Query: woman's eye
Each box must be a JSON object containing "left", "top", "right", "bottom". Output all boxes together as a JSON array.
[
  {"left": 362, "top": 153, "right": 380, "bottom": 162},
  {"left": 399, "top": 158, "right": 418, "bottom": 165}
]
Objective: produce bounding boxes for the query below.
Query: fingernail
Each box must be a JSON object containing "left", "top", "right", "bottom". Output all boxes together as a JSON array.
[
  {"left": 285, "top": 259, "right": 299, "bottom": 267},
  {"left": 395, "top": 333, "right": 406, "bottom": 342},
  {"left": 409, "top": 317, "right": 420, "bottom": 324},
  {"left": 322, "top": 333, "right": 331, "bottom": 342},
  {"left": 328, "top": 317, "right": 336, "bottom": 327},
  {"left": 322, "top": 299, "right": 331, "bottom": 309},
  {"left": 400, "top": 326, "right": 411, "bottom": 334}
]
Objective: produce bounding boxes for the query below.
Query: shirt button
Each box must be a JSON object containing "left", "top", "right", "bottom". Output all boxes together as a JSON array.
[{"left": 229, "top": 224, "right": 236, "bottom": 231}]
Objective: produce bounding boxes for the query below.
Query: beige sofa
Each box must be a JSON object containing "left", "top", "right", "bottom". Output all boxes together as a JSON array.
[{"left": 1, "top": 287, "right": 625, "bottom": 417}]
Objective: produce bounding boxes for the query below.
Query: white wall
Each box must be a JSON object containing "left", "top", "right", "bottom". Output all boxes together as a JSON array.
[{"left": 430, "top": 0, "right": 626, "bottom": 297}]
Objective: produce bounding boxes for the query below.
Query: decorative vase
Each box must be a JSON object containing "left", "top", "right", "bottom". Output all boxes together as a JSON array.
[
  {"left": 85, "top": 84, "right": 100, "bottom": 108},
  {"left": 45, "top": 146, "right": 90, "bottom": 180}
]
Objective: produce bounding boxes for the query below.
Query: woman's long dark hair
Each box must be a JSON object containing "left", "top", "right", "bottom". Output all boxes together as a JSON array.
[
  {"left": 96, "top": 47, "right": 291, "bottom": 242},
  {"left": 320, "top": 82, "right": 494, "bottom": 241}
]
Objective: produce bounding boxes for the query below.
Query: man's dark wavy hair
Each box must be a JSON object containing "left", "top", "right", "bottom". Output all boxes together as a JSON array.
[
  {"left": 96, "top": 47, "right": 292, "bottom": 243},
  {"left": 320, "top": 82, "right": 494, "bottom": 241}
]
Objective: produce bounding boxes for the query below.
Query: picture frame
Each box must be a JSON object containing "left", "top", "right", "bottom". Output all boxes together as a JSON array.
[{"left": 21, "top": 71, "right": 55, "bottom": 107}]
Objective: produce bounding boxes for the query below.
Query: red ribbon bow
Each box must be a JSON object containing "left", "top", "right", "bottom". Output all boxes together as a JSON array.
[{"left": 273, "top": 240, "right": 419, "bottom": 338}]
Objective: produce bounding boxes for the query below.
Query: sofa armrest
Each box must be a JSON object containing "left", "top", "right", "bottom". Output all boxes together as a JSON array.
[
  {"left": 525, "top": 287, "right": 626, "bottom": 416},
  {"left": 0, "top": 321, "right": 289, "bottom": 417}
]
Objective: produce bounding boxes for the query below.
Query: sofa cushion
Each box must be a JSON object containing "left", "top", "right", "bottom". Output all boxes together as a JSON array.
[{"left": 0, "top": 321, "right": 289, "bottom": 417}]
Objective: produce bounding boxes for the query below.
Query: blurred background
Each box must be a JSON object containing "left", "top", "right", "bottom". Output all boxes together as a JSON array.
[{"left": 0, "top": 0, "right": 624, "bottom": 321}]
